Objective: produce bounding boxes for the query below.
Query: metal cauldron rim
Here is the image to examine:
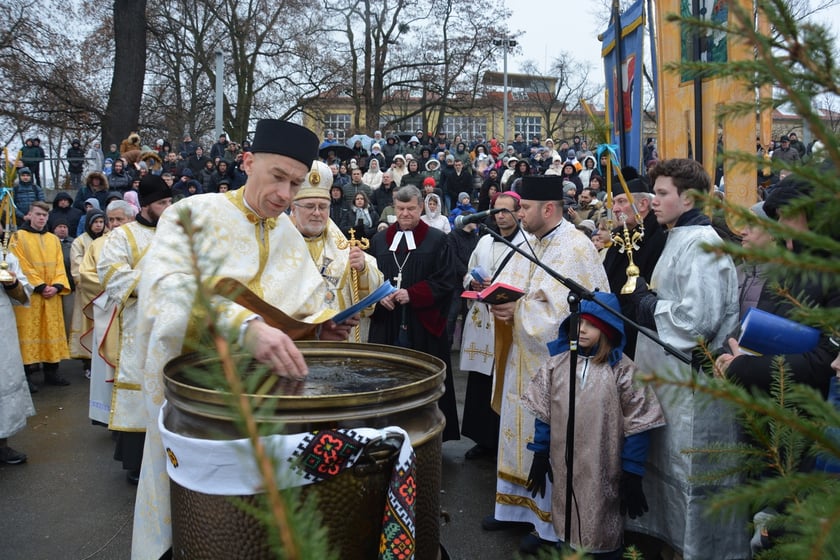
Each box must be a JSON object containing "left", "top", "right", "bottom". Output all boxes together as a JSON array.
[{"left": 163, "top": 341, "right": 446, "bottom": 412}]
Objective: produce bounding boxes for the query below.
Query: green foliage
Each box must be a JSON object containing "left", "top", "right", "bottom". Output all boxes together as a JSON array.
[{"left": 649, "top": 359, "right": 840, "bottom": 558}]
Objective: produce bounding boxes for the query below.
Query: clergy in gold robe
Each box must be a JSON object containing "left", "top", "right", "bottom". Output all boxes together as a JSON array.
[
  {"left": 80, "top": 233, "right": 113, "bottom": 425},
  {"left": 132, "top": 120, "right": 351, "bottom": 560},
  {"left": 290, "top": 161, "right": 383, "bottom": 342},
  {"left": 487, "top": 176, "right": 609, "bottom": 547},
  {"left": 12, "top": 201, "right": 71, "bottom": 387},
  {"left": 68, "top": 209, "right": 107, "bottom": 366},
  {"left": 80, "top": 202, "right": 138, "bottom": 426},
  {"left": 98, "top": 193, "right": 168, "bottom": 485}
]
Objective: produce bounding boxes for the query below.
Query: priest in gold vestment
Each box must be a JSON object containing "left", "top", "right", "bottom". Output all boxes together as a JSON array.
[
  {"left": 132, "top": 120, "right": 353, "bottom": 560},
  {"left": 486, "top": 176, "right": 609, "bottom": 551},
  {"left": 290, "top": 161, "right": 383, "bottom": 342}
]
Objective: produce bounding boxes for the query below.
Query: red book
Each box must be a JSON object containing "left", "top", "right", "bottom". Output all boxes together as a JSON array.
[{"left": 461, "top": 282, "right": 525, "bottom": 305}]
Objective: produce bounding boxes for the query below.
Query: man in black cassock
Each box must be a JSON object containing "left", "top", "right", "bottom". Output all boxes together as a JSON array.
[
  {"left": 602, "top": 176, "right": 666, "bottom": 358},
  {"left": 368, "top": 185, "right": 460, "bottom": 441}
]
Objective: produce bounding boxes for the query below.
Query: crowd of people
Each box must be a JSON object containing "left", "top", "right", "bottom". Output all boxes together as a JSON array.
[{"left": 2, "top": 120, "right": 838, "bottom": 560}]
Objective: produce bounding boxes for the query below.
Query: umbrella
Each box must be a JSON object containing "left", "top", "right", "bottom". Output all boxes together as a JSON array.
[
  {"left": 318, "top": 145, "right": 355, "bottom": 162},
  {"left": 395, "top": 132, "right": 415, "bottom": 143},
  {"left": 345, "top": 134, "right": 375, "bottom": 151}
]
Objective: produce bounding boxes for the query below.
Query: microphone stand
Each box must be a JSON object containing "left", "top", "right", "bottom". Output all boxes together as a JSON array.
[{"left": 476, "top": 220, "right": 690, "bottom": 545}]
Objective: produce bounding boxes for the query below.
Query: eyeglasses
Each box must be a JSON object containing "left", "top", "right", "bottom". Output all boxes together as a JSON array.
[{"left": 294, "top": 203, "right": 329, "bottom": 213}]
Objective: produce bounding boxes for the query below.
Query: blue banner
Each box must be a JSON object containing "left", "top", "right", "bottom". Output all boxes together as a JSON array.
[{"left": 601, "top": 0, "right": 645, "bottom": 172}]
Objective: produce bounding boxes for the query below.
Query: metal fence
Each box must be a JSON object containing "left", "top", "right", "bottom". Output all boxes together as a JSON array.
[{"left": 5, "top": 154, "right": 102, "bottom": 191}]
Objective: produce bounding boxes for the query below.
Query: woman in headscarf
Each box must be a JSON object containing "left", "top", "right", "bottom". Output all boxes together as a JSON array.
[
  {"left": 420, "top": 192, "right": 450, "bottom": 233},
  {"left": 362, "top": 158, "right": 383, "bottom": 190},
  {"left": 123, "top": 191, "right": 141, "bottom": 213}
]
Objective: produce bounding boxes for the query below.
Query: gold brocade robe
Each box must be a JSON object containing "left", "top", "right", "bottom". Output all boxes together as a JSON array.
[
  {"left": 97, "top": 221, "right": 156, "bottom": 432},
  {"left": 298, "top": 219, "right": 383, "bottom": 342},
  {"left": 11, "top": 229, "right": 71, "bottom": 364},
  {"left": 69, "top": 232, "right": 95, "bottom": 358},
  {"left": 132, "top": 188, "right": 335, "bottom": 560},
  {"left": 79, "top": 235, "right": 115, "bottom": 425},
  {"left": 491, "top": 220, "right": 609, "bottom": 539}
]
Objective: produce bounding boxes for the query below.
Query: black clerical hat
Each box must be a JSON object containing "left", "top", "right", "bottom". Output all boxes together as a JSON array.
[
  {"left": 250, "top": 120, "right": 319, "bottom": 167},
  {"left": 519, "top": 175, "right": 564, "bottom": 201},
  {"left": 611, "top": 177, "right": 650, "bottom": 197},
  {"left": 139, "top": 174, "right": 172, "bottom": 206}
]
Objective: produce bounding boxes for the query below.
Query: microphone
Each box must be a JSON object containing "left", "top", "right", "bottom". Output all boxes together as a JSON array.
[{"left": 454, "top": 207, "right": 504, "bottom": 229}]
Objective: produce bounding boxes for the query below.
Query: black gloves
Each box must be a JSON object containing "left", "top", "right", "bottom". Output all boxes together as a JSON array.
[
  {"left": 526, "top": 451, "right": 553, "bottom": 499},
  {"left": 620, "top": 471, "right": 649, "bottom": 519},
  {"left": 629, "top": 278, "right": 657, "bottom": 330}
]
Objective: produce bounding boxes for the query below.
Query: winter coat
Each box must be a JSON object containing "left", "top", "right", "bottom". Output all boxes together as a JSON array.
[
  {"left": 12, "top": 177, "right": 45, "bottom": 221},
  {"left": 72, "top": 172, "right": 114, "bottom": 211},
  {"left": 348, "top": 205, "right": 380, "bottom": 240},
  {"left": 172, "top": 179, "right": 203, "bottom": 199},
  {"left": 187, "top": 155, "right": 212, "bottom": 175},
  {"left": 446, "top": 227, "right": 479, "bottom": 284},
  {"left": 329, "top": 190, "right": 353, "bottom": 234},
  {"left": 381, "top": 138, "right": 400, "bottom": 167},
  {"left": 372, "top": 183, "right": 396, "bottom": 215},
  {"left": 21, "top": 144, "right": 44, "bottom": 173},
  {"left": 199, "top": 167, "right": 216, "bottom": 191},
  {"left": 108, "top": 169, "right": 132, "bottom": 193},
  {"left": 48, "top": 192, "right": 84, "bottom": 235},
  {"left": 420, "top": 193, "right": 450, "bottom": 233},
  {"left": 448, "top": 200, "right": 477, "bottom": 229},
  {"left": 67, "top": 144, "right": 85, "bottom": 173}
]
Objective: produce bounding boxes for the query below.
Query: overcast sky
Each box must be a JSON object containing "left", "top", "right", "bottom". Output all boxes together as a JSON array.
[{"left": 504, "top": 0, "right": 840, "bottom": 83}]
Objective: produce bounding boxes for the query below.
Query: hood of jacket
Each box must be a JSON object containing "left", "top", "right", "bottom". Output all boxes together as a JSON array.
[
  {"left": 52, "top": 191, "right": 74, "bottom": 210},
  {"left": 84, "top": 209, "right": 106, "bottom": 239},
  {"left": 547, "top": 291, "right": 626, "bottom": 366},
  {"left": 424, "top": 193, "right": 442, "bottom": 220},
  {"left": 85, "top": 171, "right": 110, "bottom": 190}
]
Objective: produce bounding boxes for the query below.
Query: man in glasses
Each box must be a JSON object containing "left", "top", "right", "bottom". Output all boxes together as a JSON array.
[{"left": 290, "top": 161, "right": 383, "bottom": 342}]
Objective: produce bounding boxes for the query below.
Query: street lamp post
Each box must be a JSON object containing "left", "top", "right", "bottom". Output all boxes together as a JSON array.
[
  {"left": 215, "top": 50, "right": 224, "bottom": 141},
  {"left": 493, "top": 38, "right": 517, "bottom": 146}
]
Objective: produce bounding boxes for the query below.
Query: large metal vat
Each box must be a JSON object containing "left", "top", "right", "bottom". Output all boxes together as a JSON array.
[{"left": 162, "top": 341, "right": 446, "bottom": 559}]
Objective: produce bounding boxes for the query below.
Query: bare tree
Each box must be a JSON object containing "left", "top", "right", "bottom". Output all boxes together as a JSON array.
[
  {"left": 144, "top": 1, "right": 219, "bottom": 142},
  {"left": 101, "top": 0, "right": 148, "bottom": 149},
  {"left": 0, "top": 1, "right": 103, "bottom": 137},
  {"left": 143, "top": 0, "right": 339, "bottom": 144},
  {"left": 519, "top": 57, "right": 601, "bottom": 141},
  {"left": 321, "top": 0, "right": 510, "bottom": 134}
]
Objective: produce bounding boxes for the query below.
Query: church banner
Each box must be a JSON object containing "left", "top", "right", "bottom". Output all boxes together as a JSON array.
[
  {"left": 601, "top": 0, "right": 646, "bottom": 172},
  {"left": 652, "top": 0, "right": 756, "bottom": 212}
]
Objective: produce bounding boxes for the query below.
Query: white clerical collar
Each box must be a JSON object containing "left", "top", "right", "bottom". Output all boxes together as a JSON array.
[{"left": 389, "top": 229, "right": 416, "bottom": 252}]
